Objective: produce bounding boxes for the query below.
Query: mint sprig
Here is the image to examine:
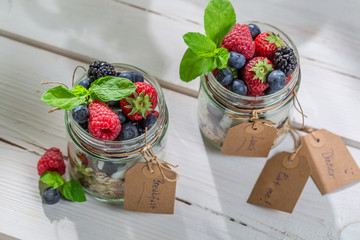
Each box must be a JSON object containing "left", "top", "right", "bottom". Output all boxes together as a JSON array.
[
  {"left": 204, "top": 0, "right": 236, "bottom": 46},
  {"left": 40, "top": 171, "right": 87, "bottom": 202},
  {"left": 41, "top": 76, "right": 137, "bottom": 110},
  {"left": 89, "top": 76, "right": 136, "bottom": 102},
  {"left": 179, "top": 0, "right": 236, "bottom": 82}
]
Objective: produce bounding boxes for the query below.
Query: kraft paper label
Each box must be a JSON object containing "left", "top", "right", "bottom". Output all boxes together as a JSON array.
[
  {"left": 300, "top": 129, "right": 360, "bottom": 195},
  {"left": 247, "top": 151, "right": 311, "bottom": 213},
  {"left": 124, "top": 163, "right": 176, "bottom": 214},
  {"left": 221, "top": 122, "right": 277, "bottom": 157}
]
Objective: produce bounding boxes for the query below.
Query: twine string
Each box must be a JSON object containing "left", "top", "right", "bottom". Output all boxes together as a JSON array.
[
  {"left": 40, "top": 81, "right": 69, "bottom": 89},
  {"left": 228, "top": 110, "right": 276, "bottom": 129},
  {"left": 288, "top": 128, "right": 302, "bottom": 162},
  {"left": 292, "top": 91, "right": 307, "bottom": 130},
  {"left": 72, "top": 66, "right": 87, "bottom": 87},
  {"left": 140, "top": 128, "right": 179, "bottom": 182}
]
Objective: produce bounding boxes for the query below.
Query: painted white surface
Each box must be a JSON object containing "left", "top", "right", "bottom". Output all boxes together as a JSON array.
[{"left": 0, "top": 1, "right": 359, "bottom": 239}]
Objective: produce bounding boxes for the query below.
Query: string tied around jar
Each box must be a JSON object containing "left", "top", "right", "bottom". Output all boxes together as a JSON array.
[
  {"left": 227, "top": 110, "right": 276, "bottom": 130},
  {"left": 140, "top": 128, "right": 179, "bottom": 182}
]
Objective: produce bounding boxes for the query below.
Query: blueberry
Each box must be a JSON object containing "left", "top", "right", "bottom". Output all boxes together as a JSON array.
[
  {"left": 216, "top": 68, "right": 233, "bottom": 86},
  {"left": 78, "top": 79, "right": 90, "bottom": 89},
  {"left": 72, "top": 104, "right": 90, "bottom": 123},
  {"left": 79, "top": 121, "right": 89, "bottom": 131},
  {"left": 230, "top": 79, "right": 247, "bottom": 96},
  {"left": 102, "top": 162, "right": 126, "bottom": 177},
  {"left": 42, "top": 187, "right": 61, "bottom": 204},
  {"left": 265, "top": 87, "right": 279, "bottom": 95},
  {"left": 228, "top": 52, "right": 246, "bottom": 69},
  {"left": 119, "top": 122, "right": 139, "bottom": 140},
  {"left": 107, "top": 101, "right": 120, "bottom": 108},
  {"left": 116, "top": 109, "right": 127, "bottom": 124},
  {"left": 267, "top": 70, "right": 286, "bottom": 91},
  {"left": 118, "top": 72, "right": 135, "bottom": 82},
  {"left": 131, "top": 72, "right": 144, "bottom": 82},
  {"left": 140, "top": 114, "right": 157, "bottom": 130},
  {"left": 248, "top": 24, "right": 261, "bottom": 40}
]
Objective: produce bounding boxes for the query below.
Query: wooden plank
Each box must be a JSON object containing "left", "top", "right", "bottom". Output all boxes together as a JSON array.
[
  {"left": 1, "top": 37, "right": 360, "bottom": 239},
  {"left": 0, "top": 0, "right": 359, "bottom": 145},
  {"left": 0, "top": 141, "right": 275, "bottom": 240}
]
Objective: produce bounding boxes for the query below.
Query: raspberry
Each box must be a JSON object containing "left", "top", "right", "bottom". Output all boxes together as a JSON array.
[
  {"left": 221, "top": 24, "right": 255, "bottom": 60},
  {"left": 88, "top": 100, "right": 121, "bottom": 141},
  {"left": 37, "top": 148, "right": 65, "bottom": 176}
]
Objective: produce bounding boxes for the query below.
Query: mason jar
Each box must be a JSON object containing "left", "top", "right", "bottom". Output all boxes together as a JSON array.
[
  {"left": 198, "top": 22, "right": 301, "bottom": 151},
  {"left": 65, "top": 63, "right": 169, "bottom": 202}
]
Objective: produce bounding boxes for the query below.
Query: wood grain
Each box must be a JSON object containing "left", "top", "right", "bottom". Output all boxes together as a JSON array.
[{"left": 1, "top": 36, "right": 360, "bottom": 239}]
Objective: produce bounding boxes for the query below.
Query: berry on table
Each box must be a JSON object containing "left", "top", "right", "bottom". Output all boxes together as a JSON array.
[
  {"left": 140, "top": 113, "right": 157, "bottom": 130},
  {"left": 37, "top": 148, "right": 65, "bottom": 176},
  {"left": 87, "top": 61, "right": 116, "bottom": 83},
  {"left": 242, "top": 57, "right": 273, "bottom": 94},
  {"left": 228, "top": 52, "right": 246, "bottom": 69},
  {"left": 119, "top": 122, "right": 139, "bottom": 140},
  {"left": 267, "top": 70, "right": 286, "bottom": 91},
  {"left": 120, "top": 82, "right": 157, "bottom": 120},
  {"left": 230, "top": 79, "right": 247, "bottom": 96},
  {"left": 42, "top": 187, "right": 61, "bottom": 205},
  {"left": 221, "top": 24, "right": 255, "bottom": 60},
  {"left": 255, "top": 32, "right": 285, "bottom": 60},
  {"left": 88, "top": 100, "right": 121, "bottom": 141},
  {"left": 247, "top": 24, "right": 261, "bottom": 40},
  {"left": 72, "top": 104, "right": 90, "bottom": 124},
  {"left": 216, "top": 68, "right": 234, "bottom": 86},
  {"left": 273, "top": 47, "right": 297, "bottom": 77},
  {"left": 78, "top": 79, "right": 90, "bottom": 89}
]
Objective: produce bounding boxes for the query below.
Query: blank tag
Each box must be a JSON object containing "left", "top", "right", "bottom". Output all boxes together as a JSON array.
[
  {"left": 247, "top": 151, "right": 311, "bottom": 213},
  {"left": 124, "top": 163, "right": 177, "bottom": 214},
  {"left": 300, "top": 129, "right": 360, "bottom": 195},
  {"left": 221, "top": 122, "right": 277, "bottom": 157}
]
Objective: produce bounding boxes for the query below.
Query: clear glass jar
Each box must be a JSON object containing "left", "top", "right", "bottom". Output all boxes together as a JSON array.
[
  {"left": 65, "top": 63, "right": 169, "bottom": 202},
  {"left": 198, "top": 22, "right": 301, "bottom": 150}
]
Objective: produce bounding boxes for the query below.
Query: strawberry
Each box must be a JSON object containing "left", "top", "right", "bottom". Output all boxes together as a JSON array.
[
  {"left": 221, "top": 24, "right": 255, "bottom": 60},
  {"left": 242, "top": 57, "right": 274, "bottom": 95},
  {"left": 120, "top": 82, "right": 157, "bottom": 120},
  {"left": 255, "top": 32, "right": 285, "bottom": 60}
]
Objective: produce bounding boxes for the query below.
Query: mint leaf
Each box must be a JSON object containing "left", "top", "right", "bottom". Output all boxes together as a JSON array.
[
  {"left": 41, "top": 85, "right": 87, "bottom": 110},
  {"left": 204, "top": 0, "right": 236, "bottom": 46},
  {"left": 72, "top": 85, "right": 89, "bottom": 98},
  {"left": 40, "top": 171, "right": 65, "bottom": 189},
  {"left": 183, "top": 32, "right": 216, "bottom": 57},
  {"left": 214, "top": 47, "right": 229, "bottom": 69},
  {"left": 180, "top": 48, "right": 216, "bottom": 82},
  {"left": 89, "top": 76, "right": 137, "bottom": 102},
  {"left": 60, "top": 180, "right": 86, "bottom": 202}
]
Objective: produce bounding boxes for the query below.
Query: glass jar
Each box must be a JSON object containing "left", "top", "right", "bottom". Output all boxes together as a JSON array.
[
  {"left": 198, "top": 22, "right": 301, "bottom": 150},
  {"left": 65, "top": 63, "right": 169, "bottom": 202}
]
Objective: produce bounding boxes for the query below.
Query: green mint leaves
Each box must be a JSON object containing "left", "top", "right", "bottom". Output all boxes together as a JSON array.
[
  {"left": 40, "top": 171, "right": 65, "bottom": 189},
  {"left": 41, "top": 76, "right": 137, "bottom": 110},
  {"left": 40, "top": 171, "right": 86, "bottom": 202},
  {"left": 179, "top": 0, "right": 236, "bottom": 82},
  {"left": 89, "top": 76, "right": 136, "bottom": 102},
  {"left": 204, "top": 0, "right": 236, "bottom": 46},
  {"left": 41, "top": 85, "right": 88, "bottom": 110}
]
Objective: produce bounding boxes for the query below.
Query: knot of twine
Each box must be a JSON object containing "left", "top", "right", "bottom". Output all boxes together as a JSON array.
[
  {"left": 141, "top": 128, "right": 179, "bottom": 182},
  {"left": 228, "top": 110, "right": 276, "bottom": 129}
]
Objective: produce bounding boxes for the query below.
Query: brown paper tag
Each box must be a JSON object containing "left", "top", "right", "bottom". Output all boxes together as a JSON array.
[
  {"left": 221, "top": 122, "right": 277, "bottom": 157},
  {"left": 247, "top": 151, "right": 311, "bottom": 213},
  {"left": 301, "top": 129, "right": 360, "bottom": 195},
  {"left": 123, "top": 162, "right": 177, "bottom": 214}
]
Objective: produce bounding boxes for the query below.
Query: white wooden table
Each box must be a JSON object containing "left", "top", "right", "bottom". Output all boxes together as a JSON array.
[{"left": 1, "top": 1, "right": 360, "bottom": 239}]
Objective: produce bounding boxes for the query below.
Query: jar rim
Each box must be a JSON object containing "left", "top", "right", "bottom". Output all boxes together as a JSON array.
[{"left": 65, "top": 63, "right": 168, "bottom": 154}]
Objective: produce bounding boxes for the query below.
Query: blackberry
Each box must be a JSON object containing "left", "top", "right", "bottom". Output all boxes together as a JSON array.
[
  {"left": 87, "top": 61, "right": 116, "bottom": 83},
  {"left": 273, "top": 47, "right": 297, "bottom": 77}
]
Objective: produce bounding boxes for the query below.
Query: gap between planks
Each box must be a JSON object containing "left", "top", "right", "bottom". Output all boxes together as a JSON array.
[
  {"left": 0, "top": 138, "right": 298, "bottom": 238},
  {"left": 0, "top": 29, "right": 359, "bottom": 150}
]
